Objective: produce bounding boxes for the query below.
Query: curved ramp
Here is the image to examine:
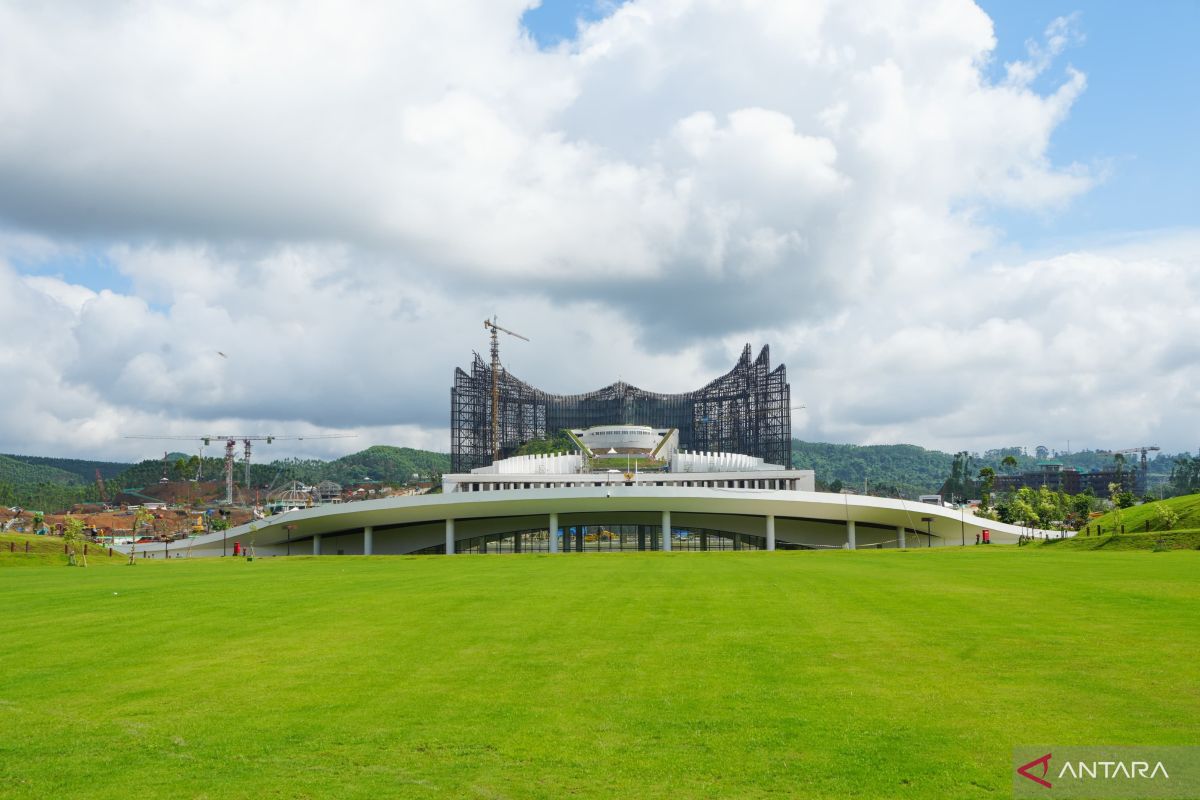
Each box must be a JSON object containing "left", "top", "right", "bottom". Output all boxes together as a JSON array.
[{"left": 120, "top": 487, "right": 1064, "bottom": 558}]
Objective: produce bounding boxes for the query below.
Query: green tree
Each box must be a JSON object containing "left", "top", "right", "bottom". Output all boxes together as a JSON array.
[
  {"left": 977, "top": 467, "right": 996, "bottom": 510},
  {"left": 63, "top": 515, "right": 86, "bottom": 567},
  {"left": 1154, "top": 502, "right": 1180, "bottom": 531},
  {"left": 1001, "top": 455, "right": 1019, "bottom": 475},
  {"left": 1035, "top": 486, "right": 1058, "bottom": 526},
  {"left": 1012, "top": 498, "right": 1037, "bottom": 527},
  {"left": 1170, "top": 455, "right": 1200, "bottom": 494},
  {"left": 1072, "top": 493, "right": 1093, "bottom": 519},
  {"left": 129, "top": 508, "right": 154, "bottom": 565},
  {"left": 1107, "top": 482, "right": 1125, "bottom": 530},
  {"left": 1011, "top": 487, "right": 1039, "bottom": 526}
]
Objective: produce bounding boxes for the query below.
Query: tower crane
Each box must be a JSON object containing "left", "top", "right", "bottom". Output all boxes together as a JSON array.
[
  {"left": 94, "top": 469, "right": 108, "bottom": 504},
  {"left": 124, "top": 433, "right": 355, "bottom": 505},
  {"left": 1100, "top": 445, "right": 1161, "bottom": 472},
  {"left": 1098, "top": 446, "right": 1162, "bottom": 492},
  {"left": 483, "top": 316, "right": 529, "bottom": 462}
]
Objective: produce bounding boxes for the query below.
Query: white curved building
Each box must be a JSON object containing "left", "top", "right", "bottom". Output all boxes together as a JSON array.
[
  {"left": 126, "top": 484, "right": 1056, "bottom": 561},
  {"left": 129, "top": 447, "right": 1057, "bottom": 558}
]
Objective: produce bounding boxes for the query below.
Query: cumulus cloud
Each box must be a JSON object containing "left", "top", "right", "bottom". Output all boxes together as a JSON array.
[{"left": 0, "top": 0, "right": 1191, "bottom": 460}]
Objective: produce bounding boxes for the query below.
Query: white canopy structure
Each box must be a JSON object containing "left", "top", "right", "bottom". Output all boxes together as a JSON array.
[{"left": 123, "top": 486, "right": 1063, "bottom": 558}]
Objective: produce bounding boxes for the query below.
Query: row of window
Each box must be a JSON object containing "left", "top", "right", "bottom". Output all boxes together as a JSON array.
[{"left": 455, "top": 479, "right": 802, "bottom": 492}]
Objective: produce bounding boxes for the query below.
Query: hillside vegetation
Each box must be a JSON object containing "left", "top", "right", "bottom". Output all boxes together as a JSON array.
[
  {"left": 270, "top": 445, "right": 450, "bottom": 485},
  {"left": 792, "top": 441, "right": 1190, "bottom": 499},
  {"left": 0, "top": 484, "right": 102, "bottom": 513},
  {"left": 1, "top": 445, "right": 450, "bottom": 512},
  {"left": 0, "top": 454, "right": 85, "bottom": 486},
  {"left": 1081, "top": 492, "right": 1200, "bottom": 534},
  {"left": 0, "top": 453, "right": 130, "bottom": 482},
  {"left": 791, "top": 440, "right": 952, "bottom": 495}
]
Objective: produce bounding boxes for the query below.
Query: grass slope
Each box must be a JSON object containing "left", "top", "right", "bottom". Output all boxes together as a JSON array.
[
  {"left": 1038, "top": 528, "right": 1200, "bottom": 551},
  {"left": 1085, "top": 492, "right": 1200, "bottom": 534},
  {"left": 1, "top": 551, "right": 1197, "bottom": 799},
  {"left": 0, "top": 533, "right": 130, "bottom": 567}
]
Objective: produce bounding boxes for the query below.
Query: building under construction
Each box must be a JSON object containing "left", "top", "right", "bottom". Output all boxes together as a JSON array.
[
  {"left": 451, "top": 344, "right": 791, "bottom": 472},
  {"left": 991, "top": 461, "right": 1144, "bottom": 496}
]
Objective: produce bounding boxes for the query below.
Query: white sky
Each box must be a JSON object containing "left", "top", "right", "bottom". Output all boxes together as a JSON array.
[{"left": 0, "top": 0, "right": 1196, "bottom": 462}]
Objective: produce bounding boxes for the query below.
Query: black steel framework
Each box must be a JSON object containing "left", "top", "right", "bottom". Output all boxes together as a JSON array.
[{"left": 451, "top": 343, "right": 791, "bottom": 472}]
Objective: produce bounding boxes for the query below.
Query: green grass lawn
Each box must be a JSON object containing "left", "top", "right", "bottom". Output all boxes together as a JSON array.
[
  {"left": 2, "top": 549, "right": 1197, "bottom": 799},
  {"left": 1038, "top": 528, "right": 1200, "bottom": 551}
]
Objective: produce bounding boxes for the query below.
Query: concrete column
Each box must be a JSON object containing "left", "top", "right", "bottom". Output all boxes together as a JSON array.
[
  {"left": 549, "top": 513, "right": 559, "bottom": 553},
  {"left": 313, "top": 533, "right": 322, "bottom": 556},
  {"left": 766, "top": 514, "right": 776, "bottom": 551},
  {"left": 661, "top": 510, "right": 672, "bottom": 551},
  {"left": 846, "top": 520, "right": 856, "bottom": 550},
  {"left": 445, "top": 519, "right": 455, "bottom": 555},
  {"left": 897, "top": 525, "right": 906, "bottom": 549},
  {"left": 363, "top": 526, "right": 373, "bottom": 556}
]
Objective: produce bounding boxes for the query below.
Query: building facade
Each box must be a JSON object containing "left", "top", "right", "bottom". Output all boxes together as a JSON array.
[
  {"left": 991, "top": 461, "right": 1143, "bottom": 496},
  {"left": 451, "top": 343, "right": 791, "bottom": 472}
]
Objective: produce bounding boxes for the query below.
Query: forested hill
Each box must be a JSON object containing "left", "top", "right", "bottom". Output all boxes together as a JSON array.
[
  {"left": 111, "top": 445, "right": 451, "bottom": 490},
  {"left": 790, "top": 440, "right": 1187, "bottom": 498},
  {"left": 1, "top": 454, "right": 131, "bottom": 482},
  {"left": 0, "top": 454, "right": 89, "bottom": 487},
  {"left": 271, "top": 446, "right": 450, "bottom": 485},
  {"left": 790, "top": 441, "right": 952, "bottom": 496},
  {"left": 0, "top": 446, "right": 451, "bottom": 512}
]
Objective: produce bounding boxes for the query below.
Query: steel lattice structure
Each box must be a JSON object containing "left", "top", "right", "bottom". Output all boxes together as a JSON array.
[{"left": 451, "top": 344, "right": 791, "bottom": 472}]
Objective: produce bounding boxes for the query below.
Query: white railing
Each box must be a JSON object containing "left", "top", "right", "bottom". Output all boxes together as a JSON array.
[
  {"left": 471, "top": 452, "right": 583, "bottom": 476},
  {"left": 671, "top": 450, "right": 766, "bottom": 473}
]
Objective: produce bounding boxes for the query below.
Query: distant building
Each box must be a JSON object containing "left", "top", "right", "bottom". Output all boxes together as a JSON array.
[
  {"left": 992, "top": 460, "right": 1141, "bottom": 496},
  {"left": 450, "top": 343, "right": 791, "bottom": 472}
]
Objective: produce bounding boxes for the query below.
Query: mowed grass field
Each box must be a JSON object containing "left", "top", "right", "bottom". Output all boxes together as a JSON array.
[
  {"left": 0, "top": 532, "right": 129, "bottom": 567},
  {"left": 2, "top": 548, "right": 1198, "bottom": 799}
]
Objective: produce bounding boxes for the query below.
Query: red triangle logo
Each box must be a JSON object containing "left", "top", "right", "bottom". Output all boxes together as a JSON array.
[{"left": 1017, "top": 752, "right": 1053, "bottom": 788}]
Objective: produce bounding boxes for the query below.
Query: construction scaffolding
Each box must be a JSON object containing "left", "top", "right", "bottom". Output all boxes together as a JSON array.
[{"left": 451, "top": 344, "right": 791, "bottom": 472}]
